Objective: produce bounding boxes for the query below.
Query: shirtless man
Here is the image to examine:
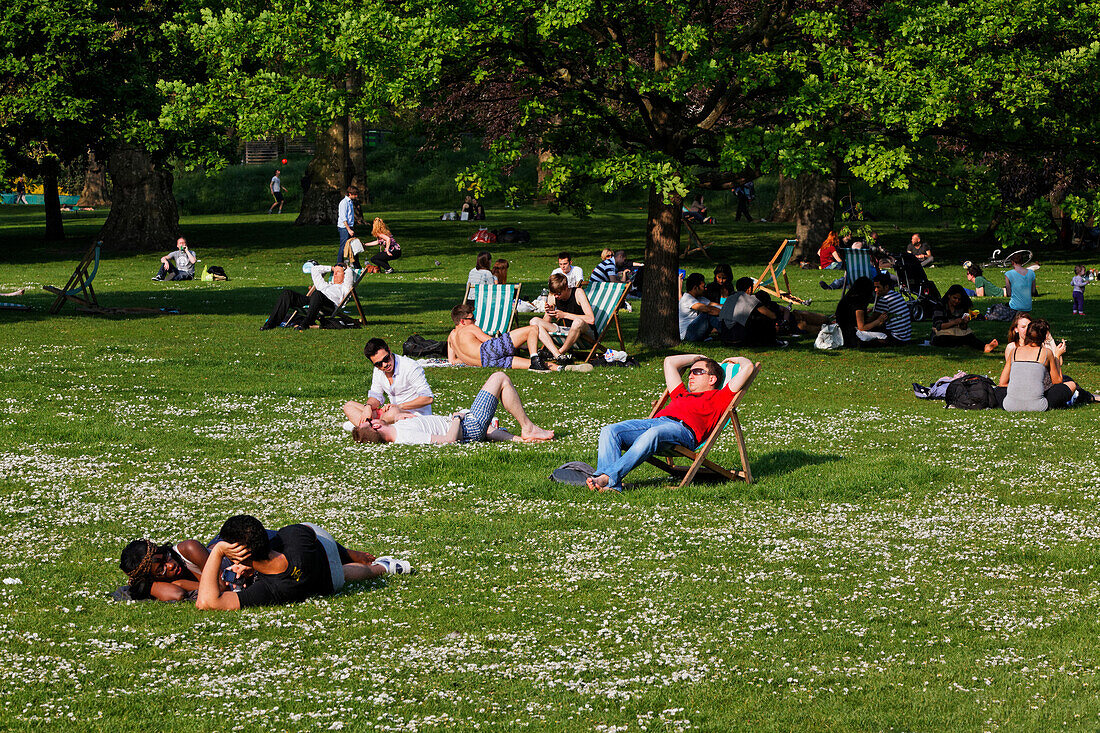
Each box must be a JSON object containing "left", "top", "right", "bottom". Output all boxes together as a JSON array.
[
  {"left": 447, "top": 302, "right": 562, "bottom": 371},
  {"left": 353, "top": 371, "right": 554, "bottom": 444}
]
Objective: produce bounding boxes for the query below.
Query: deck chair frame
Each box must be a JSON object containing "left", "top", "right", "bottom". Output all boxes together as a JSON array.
[
  {"left": 470, "top": 283, "right": 522, "bottom": 336},
  {"left": 644, "top": 361, "right": 761, "bottom": 488},
  {"left": 751, "top": 239, "right": 808, "bottom": 306},
  {"left": 550, "top": 281, "right": 629, "bottom": 363},
  {"left": 44, "top": 243, "right": 101, "bottom": 314},
  {"left": 838, "top": 248, "right": 877, "bottom": 294},
  {"left": 289, "top": 267, "right": 367, "bottom": 327},
  {"left": 680, "top": 217, "right": 713, "bottom": 259}
]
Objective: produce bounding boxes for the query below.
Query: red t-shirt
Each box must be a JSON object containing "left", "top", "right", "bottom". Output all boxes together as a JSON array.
[
  {"left": 656, "top": 383, "right": 735, "bottom": 444},
  {"left": 819, "top": 243, "right": 837, "bottom": 269}
]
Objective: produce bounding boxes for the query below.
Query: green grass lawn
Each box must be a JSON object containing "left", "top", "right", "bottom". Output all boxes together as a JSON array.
[{"left": 2, "top": 204, "right": 1100, "bottom": 731}]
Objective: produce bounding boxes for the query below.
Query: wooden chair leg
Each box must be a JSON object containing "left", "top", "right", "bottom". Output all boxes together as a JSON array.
[{"left": 730, "top": 413, "right": 752, "bottom": 484}]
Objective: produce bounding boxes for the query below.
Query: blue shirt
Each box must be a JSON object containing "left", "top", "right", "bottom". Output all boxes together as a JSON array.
[
  {"left": 337, "top": 196, "right": 355, "bottom": 229},
  {"left": 1005, "top": 268, "right": 1035, "bottom": 311},
  {"left": 590, "top": 257, "right": 617, "bottom": 283}
]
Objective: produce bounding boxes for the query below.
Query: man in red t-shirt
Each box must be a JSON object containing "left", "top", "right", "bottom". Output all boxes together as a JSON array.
[{"left": 587, "top": 353, "right": 755, "bottom": 493}]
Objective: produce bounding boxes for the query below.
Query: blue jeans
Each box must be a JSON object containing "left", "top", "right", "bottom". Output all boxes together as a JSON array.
[
  {"left": 596, "top": 417, "right": 697, "bottom": 490},
  {"left": 682, "top": 313, "right": 718, "bottom": 342},
  {"left": 337, "top": 228, "right": 352, "bottom": 265}
]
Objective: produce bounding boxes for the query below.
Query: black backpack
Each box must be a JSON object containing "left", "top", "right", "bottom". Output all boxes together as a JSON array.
[
  {"left": 402, "top": 333, "right": 448, "bottom": 358},
  {"left": 944, "top": 374, "right": 998, "bottom": 409}
]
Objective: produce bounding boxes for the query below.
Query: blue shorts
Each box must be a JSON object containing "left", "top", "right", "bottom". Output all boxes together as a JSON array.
[
  {"left": 460, "top": 390, "right": 499, "bottom": 442},
  {"left": 479, "top": 333, "right": 515, "bottom": 369}
]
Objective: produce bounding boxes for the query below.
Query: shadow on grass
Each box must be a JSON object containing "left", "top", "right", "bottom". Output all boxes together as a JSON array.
[{"left": 624, "top": 449, "right": 842, "bottom": 493}]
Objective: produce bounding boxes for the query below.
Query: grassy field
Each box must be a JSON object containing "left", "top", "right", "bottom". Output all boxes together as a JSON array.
[{"left": 2, "top": 204, "right": 1100, "bottom": 731}]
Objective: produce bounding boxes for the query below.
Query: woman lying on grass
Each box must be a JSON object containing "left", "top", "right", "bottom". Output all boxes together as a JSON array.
[{"left": 119, "top": 539, "right": 211, "bottom": 602}]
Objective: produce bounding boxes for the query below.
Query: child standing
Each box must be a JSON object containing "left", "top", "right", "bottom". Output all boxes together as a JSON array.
[{"left": 1071, "top": 266, "right": 1094, "bottom": 315}]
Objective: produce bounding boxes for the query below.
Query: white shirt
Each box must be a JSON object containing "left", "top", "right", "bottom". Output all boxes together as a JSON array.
[
  {"left": 678, "top": 292, "right": 710, "bottom": 339},
  {"left": 393, "top": 415, "right": 453, "bottom": 444},
  {"left": 467, "top": 268, "right": 496, "bottom": 288},
  {"left": 368, "top": 354, "right": 433, "bottom": 415},
  {"left": 551, "top": 266, "right": 583, "bottom": 288},
  {"left": 310, "top": 266, "right": 353, "bottom": 306},
  {"left": 270, "top": 175, "right": 281, "bottom": 193}
]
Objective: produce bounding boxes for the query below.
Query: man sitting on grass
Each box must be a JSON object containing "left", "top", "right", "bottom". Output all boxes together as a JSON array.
[
  {"left": 352, "top": 371, "right": 554, "bottom": 445},
  {"left": 448, "top": 302, "right": 565, "bottom": 371},
  {"left": 587, "top": 353, "right": 755, "bottom": 493},
  {"left": 196, "top": 515, "right": 412, "bottom": 610}
]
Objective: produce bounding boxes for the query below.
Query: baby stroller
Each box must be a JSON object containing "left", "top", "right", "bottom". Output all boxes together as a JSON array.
[{"left": 893, "top": 252, "right": 940, "bottom": 321}]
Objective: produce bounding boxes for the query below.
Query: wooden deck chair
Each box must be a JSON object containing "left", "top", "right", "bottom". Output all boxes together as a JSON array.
[
  {"left": 289, "top": 267, "right": 367, "bottom": 327},
  {"left": 645, "top": 361, "right": 761, "bottom": 488},
  {"left": 471, "top": 283, "right": 521, "bottom": 336},
  {"left": 44, "top": 243, "right": 101, "bottom": 314},
  {"left": 751, "top": 239, "right": 808, "bottom": 305},
  {"left": 680, "top": 217, "right": 713, "bottom": 259},
  {"left": 550, "top": 280, "right": 629, "bottom": 363},
  {"left": 839, "top": 248, "right": 878, "bottom": 293}
]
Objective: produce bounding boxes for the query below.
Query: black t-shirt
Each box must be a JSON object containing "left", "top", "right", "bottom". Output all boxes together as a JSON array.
[
  {"left": 236, "top": 524, "right": 334, "bottom": 608},
  {"left": 907, "top": 241, "right": 931, "bottom": 259},
  {"left": 835, "top": 295, "right": 865, "bottom": 346},
  {"left": 555, "top": 288, "right": 584, "bottom": 316}
]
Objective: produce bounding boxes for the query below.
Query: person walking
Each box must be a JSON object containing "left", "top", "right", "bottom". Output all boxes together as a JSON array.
[{"left": 268, "top": 169, "right": 284, "bottom": 214}]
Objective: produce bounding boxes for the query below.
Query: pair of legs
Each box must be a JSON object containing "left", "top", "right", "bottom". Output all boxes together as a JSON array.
[
  {"left": 153, "top": 263, "right": 193, "bottom": 281},
  {"left": 337, "top": 228, "right": 352, "bottom": 265},
  {"left": 463, "top": 371, "right": 554, "bottom": 442},
  {"left": 487, "top": 325, "right": 564, "bottom": 369},
  {"left": 529, "top": 316, "right": 594, "bottom": 355},
  {"left": 260, "top": 289, "right": 335, "bottom": 330},
  {"left": 371, "top": 249, "right": 400, "bottom": 273},
  {"left": 683, "top": 313, "right": 719, "bottom": 342},
  {"left": 1073, "top": 291, "right": 1085, "bottom": 314},
  {"left": 734, "top": 196, "right": 752, "bottom": 221},
  {"left": 268, "top": 192, "right": 283, "bottom": 214},
  {"left": 587, "top": 417, "right": 696, "bottom": 492}
]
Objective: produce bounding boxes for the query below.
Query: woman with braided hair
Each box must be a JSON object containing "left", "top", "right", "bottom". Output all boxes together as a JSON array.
[{"left": 119, "top": 539, "right": 212, "bottom": 602}]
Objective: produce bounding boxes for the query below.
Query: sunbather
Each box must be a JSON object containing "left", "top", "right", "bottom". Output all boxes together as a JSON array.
[
  {"left": 352, "top": 371, "right": 554, "bottom": 444},
  {"left": 587, "top": 353, "right": 754, "bottom": 493},
  {"left": 447, "top": 302, "right": 563, "bottom": 371}
]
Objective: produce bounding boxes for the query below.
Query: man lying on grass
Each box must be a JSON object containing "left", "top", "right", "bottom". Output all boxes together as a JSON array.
[
  {"left": 196, "top": 515, "right": 412, "bottom": 610},
  {"left": 587, "top": 353, "right": 755, "bottom": 493},
  {"left": 353, "top": 371, "right": 554, "bottom": 444}
]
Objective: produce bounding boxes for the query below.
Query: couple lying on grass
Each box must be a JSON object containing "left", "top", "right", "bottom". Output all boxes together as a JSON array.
[{"left": 120, "top": 515, "right": 413, "bottom": 609}]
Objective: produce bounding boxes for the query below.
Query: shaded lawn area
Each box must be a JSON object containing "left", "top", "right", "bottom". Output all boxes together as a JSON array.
[{"left": 1, "top": 206, "right": 1099, "bottom": 731}]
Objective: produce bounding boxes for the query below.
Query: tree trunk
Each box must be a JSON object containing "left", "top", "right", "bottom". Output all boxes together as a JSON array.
[
  {"left": 769, "top": 174, "right": 800, "bottom": 223},
  {"left": 793, "top": 172, "right": 838, "bottom": 258},
  {"left": 42, "top": 161, "right": 65, "bottom": 241},
  {"left": 98, "top": 146, "right": 181, "bottom": 252},
  {"left": 77, "top": 149, "right": 111, "bottom": 207},
  {"left": 639, "top": 186, "right": 683, "bottom": 348},
  {"left": 296, "top": 118, "right": 350, "bottom": 226},
  {"left": 535, "top": 145, "right": 555, "bottom": 205}
]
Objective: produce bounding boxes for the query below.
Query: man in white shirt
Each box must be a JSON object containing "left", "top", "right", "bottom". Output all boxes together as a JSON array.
[
  {"left": 678, "top": 273, "right": 720, "bottom": 341},
  {"left": 268, "top": 169, "right": 283, "bottom": 214},
  {"left": 259, "top": 263, "right": 352, "bottom": 330},
  {"left": 550, "top": 251, "right": 584, "bottom": 288},
  {"left": 342, "top": 338, "right": 434, "bottom": 430},
  {"left": 352, "top": 371, "right": 554, "bottom": 445}
]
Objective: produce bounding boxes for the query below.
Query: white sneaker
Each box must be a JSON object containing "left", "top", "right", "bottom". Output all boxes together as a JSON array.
[
  {"left": 342, "top": 420, "right": 356, "bottom": 433},
  {"left": 372, "top": 557, "right": 415, "bottom": 575}
]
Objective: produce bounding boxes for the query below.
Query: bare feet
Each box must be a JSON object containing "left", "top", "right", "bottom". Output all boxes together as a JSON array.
[
  {"left": 520, "top": 425, "right": 555, "bottom": 442},
  {"left": 984, "top": 339, "right": 999, "bottom": 354},
  {"left": 586, "top": 474, "right": 609, "bottom": 491}
]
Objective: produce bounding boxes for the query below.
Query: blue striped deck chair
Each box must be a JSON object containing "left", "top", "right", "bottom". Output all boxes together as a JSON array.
[
  {"left": 551, "top": 281, "right": 630, "bottom": 363},
  {"left": 751, "top": 238, "right": 808, "bottom": 305},
  {"left": 839, "top": 248, "right": 878, "bottom": 293},
  {"left": 472, "top": 283, "right": 522, "bottom": 336},
  {"left": 645, "top": 361, "right": 761, "bottom": 488},
  {"left": 45, "top": 242, "right": 101, "bottom": 314}
]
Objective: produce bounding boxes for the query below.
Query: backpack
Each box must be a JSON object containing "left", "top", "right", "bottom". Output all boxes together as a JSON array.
[
  {"left": 402, "top": 333, "right": 448, "bottom": 358},
  {"left": 470, "top": 228, "right": 496, "bottom": 244},
  {"left": 207, "top": 265, "right": 229, "bottom": 281},
  {"left": 944, "top": 374, "right": 998, "bottom": 409},
  {"left": 494, "top": 227, "right": 530, "bottom": 244},
  {"left": 318, "top": 314, "right": 361, "bottom": 329}
]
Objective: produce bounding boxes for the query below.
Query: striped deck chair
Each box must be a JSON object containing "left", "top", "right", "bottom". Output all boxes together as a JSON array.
[
  {"left": 645, "top": 361, "right": 761, "bottom": 488},
  {"left": 839, "top": 248, "right": 878, "bottom": 293},
  {"left": 550, "top": 280, "right": 629, "bottom": 363},
  {"left": 751, "top": 239, "right": 808, "bottom": 305},
  {"left": 471, "top": 283, "right": 522, "bottom": 336},
  {"left": 44, "top": 243, "right": 101, "bottom": 314}
]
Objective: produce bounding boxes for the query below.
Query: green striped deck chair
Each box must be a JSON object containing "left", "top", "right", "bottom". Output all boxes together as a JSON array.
[
  {"left": 45, "top": 243, "right": 101, "bottom": 314},
  {"left": 839, "top": 248, "right": 878, "bottom": 293},
  {"left": 472, "top": 283, "right": 521, "bottom": 336},
  {"left": 751, "top": 238, "right": 808, "bottom": 305},
  {"left": 645, "top": 361, "right": 761, "bottom": 488},
  {"left": 551, "top": 281, "right": 630, "bottom": 363}
]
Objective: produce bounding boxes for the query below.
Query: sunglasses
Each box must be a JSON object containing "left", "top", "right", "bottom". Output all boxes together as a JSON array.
[
  {"left": 371, "top": 352, "right": 393, "bottom": 368},
  {"left": 689, "top": 367, "right": 709, "bottom": 376}
]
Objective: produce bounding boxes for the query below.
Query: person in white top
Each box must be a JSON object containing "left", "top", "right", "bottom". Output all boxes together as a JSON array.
[
  {"left": 466, "top": 251, "right": 497, "bottom": 290},
  {"left": 268, "top": 169, "right": 283, "bottom": 214},
  {"left": 550, "top": 251, "right": 584, "bottom": 288},
  {"left": 259, "top": 263, "right": 353, "bottom": 330},
  {"left": 351, "top": 371, "right": 554, "bottom": 445},
  {"left": 342, "top": 338, "right": 434, "bottom": 430}
]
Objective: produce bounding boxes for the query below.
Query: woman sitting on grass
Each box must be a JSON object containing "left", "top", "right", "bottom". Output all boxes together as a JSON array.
[
  {"left": 996, "top": 319, "right": 1078, "bottom": 411},
  {"left": 931, "top": 285, "right": 998, "bottom": 352},
  {"left": 706, "top": 263, "right": 734, "bottom": 303},
  {"left": 492, "top": 258, "right": 509, "bottom": 285},
  {"left": 1004, "top": 312, "right": 1065, "bottom": 382}
]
